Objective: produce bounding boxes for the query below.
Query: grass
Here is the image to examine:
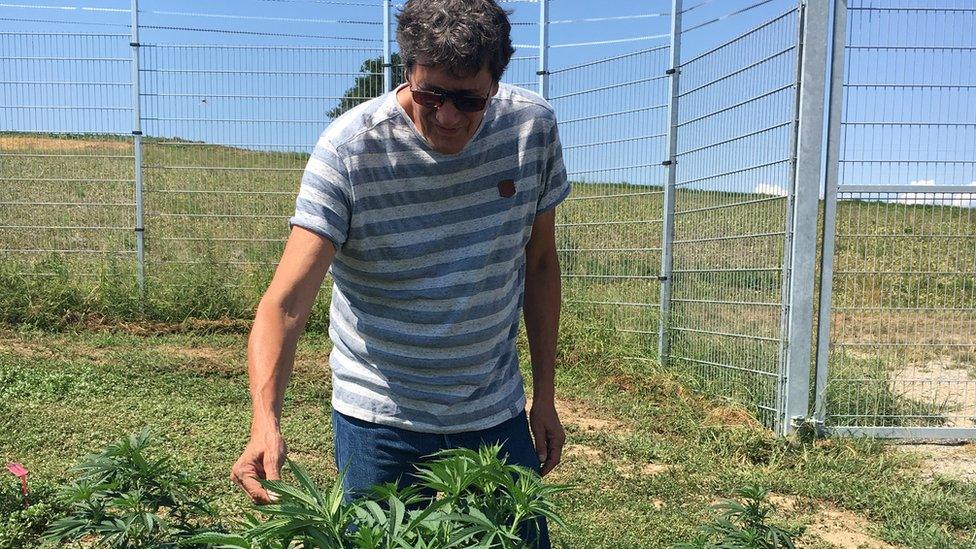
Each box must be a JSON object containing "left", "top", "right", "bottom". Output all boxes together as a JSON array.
[
  {"left": 2, "top": 132, "right": 975, "bottom": 430},
  {"left": 2, "top": 309, "right": 976, "bottom": 547},
  {"left": 1, "top": 133, "right": 976, "bottom": 546}
]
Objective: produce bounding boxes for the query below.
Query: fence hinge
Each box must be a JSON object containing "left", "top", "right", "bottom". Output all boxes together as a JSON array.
[
  {"left": 536, "top": 70, "right": 549, "bottom": 76},
  {"left": 134, "top": 227, "right": 145, "bottom": 232},
  {"left": 381, "top": 63, "right": 392, "bottom": 68},
  {"left": 131, "top": 130, "right": 143, "bottom": 136},
  {"left": 130, "top": 41, "right": 140, "bottom": 47},
  {"left": 657, "top": 275, "right": 668, "bottom": 282},
  {"left": 665, "top": 68, "right": 678, "bottom": 75},
  {"left": 661, "top": 160, "right": 674, "bottom": 166}
]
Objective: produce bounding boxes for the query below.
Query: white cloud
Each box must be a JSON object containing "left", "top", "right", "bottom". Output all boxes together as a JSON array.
[
  {"left": 754, "top": 183, "right": 788, "bottom": 197},
  {"left": 894, "top": 180, "right": 976, "bottom": 208},
  {"left": 895, "top": 179, "right": 936, "bottom": 205}
]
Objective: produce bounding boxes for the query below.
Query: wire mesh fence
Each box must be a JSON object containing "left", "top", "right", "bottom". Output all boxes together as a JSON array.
[
  {"left": 2, "top": 1, "right": 975, "bottom": 439},
  {"left": 819, "top": 2, "right": 976, "bottom": 436},
  {"left": 0, "top": 32, "right": 136, "bottom": 279},
  {"left": 549, "top": 47, "right": 671, "bottom": 356},
  {"left": 140, "top": 43, "right": 384, "bottom": 287},
  {"left": 667, "top": 7, "right": 801, "bottom": 427}
]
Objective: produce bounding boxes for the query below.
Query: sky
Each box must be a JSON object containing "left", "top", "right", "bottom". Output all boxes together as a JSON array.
[{"left": 1, "top": 0, "right": 974, "bottom": 198}]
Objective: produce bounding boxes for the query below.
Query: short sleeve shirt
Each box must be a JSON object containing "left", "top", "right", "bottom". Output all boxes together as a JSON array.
[{"left": 289, "top": 83, "right": 570, "bottom": 433}]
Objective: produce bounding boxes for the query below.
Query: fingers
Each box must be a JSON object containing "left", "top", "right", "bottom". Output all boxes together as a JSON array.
[
  {"left": 230, "top": 460, "right": 273, "bottom": 505},
  {"left": 540, "top": 430, "right": 565, "bottom": 477}
]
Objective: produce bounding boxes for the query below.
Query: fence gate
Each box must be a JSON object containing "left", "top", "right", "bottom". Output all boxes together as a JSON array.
[
  {"left": 550, "top": 47, "right": 673, "bottom": 358},
  {"left": 663, "top": 4, "right": 813, "bottom": 432},
  {"left": 815, "top": 1, "right": 976, "bottom": 439}
]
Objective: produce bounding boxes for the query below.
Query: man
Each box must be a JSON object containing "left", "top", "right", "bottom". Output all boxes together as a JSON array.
[{"left": 230, "top": 0, "right": 568, "bottom": 546}]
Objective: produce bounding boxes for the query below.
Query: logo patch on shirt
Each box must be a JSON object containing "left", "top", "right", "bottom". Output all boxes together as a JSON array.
[{"left": 498, "top": 179, "right": 516, "bottom": 198}]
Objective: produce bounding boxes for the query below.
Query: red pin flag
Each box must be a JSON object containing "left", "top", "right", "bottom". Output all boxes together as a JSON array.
[{"left": 5, "top": 462, "right": 29, "bottom": 506}]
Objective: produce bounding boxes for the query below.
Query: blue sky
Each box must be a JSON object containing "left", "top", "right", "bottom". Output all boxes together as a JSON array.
[{"left": 2, "top": 0, "right": 974, "bottom": 194}]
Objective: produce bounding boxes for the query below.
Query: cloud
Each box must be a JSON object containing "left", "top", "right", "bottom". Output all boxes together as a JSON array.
[
  {"left": 754, "top": 183, "right": 788, "bottom": 197},
  {"left": 895, "top": 180, "right": 976, "bottom": 208}
]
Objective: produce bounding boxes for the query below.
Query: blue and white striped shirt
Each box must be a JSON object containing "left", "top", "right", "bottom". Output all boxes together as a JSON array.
[{"left": 290, "top": 83, "right": 569, "bottom": 433}]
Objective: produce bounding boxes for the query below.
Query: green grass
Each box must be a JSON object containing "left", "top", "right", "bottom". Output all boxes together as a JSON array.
[
  {"left": 2, "top": 132, "right": 975, "bottom": 430},
  {"left": 2, "top": 310, "right": 976, "bottom": 547},
  {"left": 2, "top": 133, "right": 976, "bottom": 545}
]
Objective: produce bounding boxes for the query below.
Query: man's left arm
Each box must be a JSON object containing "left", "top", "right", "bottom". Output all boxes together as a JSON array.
[{"left": 523, "top": 208, "right": 565, "bottom": 477}]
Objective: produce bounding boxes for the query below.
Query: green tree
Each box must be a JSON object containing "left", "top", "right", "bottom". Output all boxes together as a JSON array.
[{"left": 328, "top": 52, "right": 406, "bottom": 120}]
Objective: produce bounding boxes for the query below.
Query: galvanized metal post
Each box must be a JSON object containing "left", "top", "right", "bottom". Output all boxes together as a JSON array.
[
  {"left": 813, "top": 0, "right": 847, "bottom": 429},
  {"left": 383, "top": 0, "right": 392, "bottom": 93},
  {"left": 658, "top": 0, "right": 682, "bottom": 365},
  {"left": 537, "top": 0, "right": 549, "bottom": 98},
  {"left": 780, "top": 0, "right": 830, "bottom": 435},
  {"left": 130, "top": 0, "right": 145, "bottom": 295}
]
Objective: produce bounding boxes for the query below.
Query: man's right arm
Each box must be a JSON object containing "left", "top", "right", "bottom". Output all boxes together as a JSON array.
[{"left": 230, "top": 225, "right": 336, "bottom": 504}]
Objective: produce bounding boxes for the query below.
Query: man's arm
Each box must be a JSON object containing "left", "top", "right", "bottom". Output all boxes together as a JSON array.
[
  {"left": 230, "top": 225, "right": 336, "bottom": 503},
  {"left": 523, "top": 208, "right": 565, "bottom": 477}
]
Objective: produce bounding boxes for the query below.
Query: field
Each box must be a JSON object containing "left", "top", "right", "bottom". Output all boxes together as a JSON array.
[{"left": 2, "top": 134, "right": 976, "bottom": 546}]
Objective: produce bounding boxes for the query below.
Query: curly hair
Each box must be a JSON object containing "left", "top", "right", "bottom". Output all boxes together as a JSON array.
[{"left": 396, "top": 0, "right": 515, "bottom": 82}]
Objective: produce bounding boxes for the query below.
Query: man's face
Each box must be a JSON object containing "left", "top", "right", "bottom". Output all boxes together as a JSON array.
[{"left": 404, "top": 64, "right": 497, "bottom": 155}]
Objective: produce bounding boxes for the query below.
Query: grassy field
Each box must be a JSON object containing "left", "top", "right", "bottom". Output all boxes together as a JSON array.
[
  {"left": 2, "top": 132, "right": 974, "bottom": 428},
  {"left": 1, "top": 133, "right": 976, "bottom": 546}
]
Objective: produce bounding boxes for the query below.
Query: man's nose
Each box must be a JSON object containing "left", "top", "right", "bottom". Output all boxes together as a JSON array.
[{"left": 435, "top": 99, "right": 464, "bottom": 126}]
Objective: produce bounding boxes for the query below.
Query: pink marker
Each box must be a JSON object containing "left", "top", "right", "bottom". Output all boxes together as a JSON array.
[{"left": 5, "top": 462, "right": 29, "bottom": 506}]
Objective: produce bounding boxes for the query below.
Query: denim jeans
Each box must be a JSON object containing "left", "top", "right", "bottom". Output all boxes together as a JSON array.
[{"left": 332, "top": 408, "right": 552, "bottom": 548}]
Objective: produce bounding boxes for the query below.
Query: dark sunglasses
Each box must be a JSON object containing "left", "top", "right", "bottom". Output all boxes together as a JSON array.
[{"left": 410, "top": 87, "right": 491, "bottom": 113}]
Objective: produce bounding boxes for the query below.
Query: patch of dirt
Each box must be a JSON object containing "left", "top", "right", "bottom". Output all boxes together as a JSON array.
[
  {"left": 832, "top": 312, "right": 975, "bottom": 349},
  {"left": 618, "top": 461, "right": 671, "bottom": 479},
  {"left": 0, "top": 135, "right": 131, "bottom": 152},
  {"left": 890, "top": 358, "right": 976, "bottom": 427},
  {"left": 804, "top": 506, "right": 895, "bottom": 549},
  {"left": 767, "top": 492, "right": 802, "bottom": 514},
  {"left": 557, "top": 437, "right": 673, "bottom": 480},
  {"left": 702, "top": 404, "right": 762, "bottom": 429},
  {"left": 895, "top": 443, "right": 976, "bottom": 482},
  {"left": 562, "top": 444, "right": 604, "bottom": 462},
  {"left": 525, "top": 397, "right": 630, "bottom": 434}
]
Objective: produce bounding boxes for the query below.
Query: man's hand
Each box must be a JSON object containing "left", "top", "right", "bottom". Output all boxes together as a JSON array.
[
  {"left": 529, "top": 400, "right": 565, "bottom": 476},
  {"left": 230, "top": 429, "right": 287, "bottom": 504}
]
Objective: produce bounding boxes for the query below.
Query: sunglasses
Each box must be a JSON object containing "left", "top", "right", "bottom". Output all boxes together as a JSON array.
[{"left": 410, "top": 87, "right": 491, "bottom": 113}]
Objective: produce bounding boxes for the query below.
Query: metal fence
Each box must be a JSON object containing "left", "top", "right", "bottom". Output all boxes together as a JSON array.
[
  {"left": 815, "top": 2, "right": 976, "bottom": 438},
  {"left": 667, "top": 7, "right": 803, "bottom": 429},
  {"left": 549, "top": 46, "right": 671, "bottom": 357},
  {"left": 2, "top": 0, "right": 974, "bottom": 439}
]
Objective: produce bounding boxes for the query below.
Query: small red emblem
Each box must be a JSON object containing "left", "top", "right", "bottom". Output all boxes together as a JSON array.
[{"left": 498, "top": 179, "right": 516, "bottom": 198}]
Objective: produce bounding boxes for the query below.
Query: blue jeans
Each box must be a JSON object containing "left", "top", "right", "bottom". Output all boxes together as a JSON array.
[{"left": 332, "top": 408, "right": 552, "bottom": 549}]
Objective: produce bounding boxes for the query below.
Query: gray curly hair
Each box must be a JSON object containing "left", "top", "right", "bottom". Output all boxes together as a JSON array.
[{"left": 396, "top": 0, "right": 515, "bottom": 82}]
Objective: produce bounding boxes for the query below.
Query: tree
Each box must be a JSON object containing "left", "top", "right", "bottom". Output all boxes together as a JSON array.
[{"left": 328, "top": 52, "right": 406, "bottom": 120}]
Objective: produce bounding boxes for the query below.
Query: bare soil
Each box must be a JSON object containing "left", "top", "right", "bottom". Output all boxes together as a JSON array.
[
  {"left": 0, "top": 135, "right": 131, "bottom": 152},
  {"left": 890, "top": 358, "right": 976, "bottom": 427},
  {"left": 767, "top": 494, "right": 895, "bottom": 549},
  {"left": 524, "top": 396, "right": 631, "bottom": 434},
  {"left": 895, "top": 443, "right": 976, "bottom": 482}
]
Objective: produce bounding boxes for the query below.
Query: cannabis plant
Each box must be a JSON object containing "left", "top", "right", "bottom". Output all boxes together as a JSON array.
[
  {"left": 195, "top": 444, "right": 570, "bottom": 548},
  {"left": 677, "top": 485, "right": 802, "bottom": 549},
  {"left": 43, "top": 429, "right": 224, "bottom": 548}
]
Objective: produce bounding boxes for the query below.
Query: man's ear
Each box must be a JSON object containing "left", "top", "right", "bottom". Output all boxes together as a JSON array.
[{"left": 490, "top": 81, "right": 500, "bottom": 97}]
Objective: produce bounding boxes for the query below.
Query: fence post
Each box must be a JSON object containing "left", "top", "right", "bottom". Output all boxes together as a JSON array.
[
  {"left": 537, "top": 0, "right": 549, "bottom": 99},
  {"left": 781, "top": 0, "right": 830, "bottom": 435},
  {"left": 130, "top": 0, "right": 145, "bottom": 296},
  {"left": 813, "top": 0, "right": 847, "bottom": 429},
  {"left": 658, "top": 0, "right": 682, "bottom": 365},
  {"left": 383, "top": 0, "right": 392, "bottom": 93}
]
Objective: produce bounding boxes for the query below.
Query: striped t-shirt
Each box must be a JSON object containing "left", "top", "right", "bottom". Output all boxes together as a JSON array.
[{"left": 289, "top": 82, "right": 569, "bottom": 433}]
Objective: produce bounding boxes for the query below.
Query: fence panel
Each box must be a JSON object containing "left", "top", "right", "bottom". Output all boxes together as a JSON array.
[
  {"left": 820, "top": 2, "right": 976, "bottom": 437},
  {"left": 548, "top": 48, "right": 672, "bottom": 355},
  {"left": 138, "top": 43, "right": 385, "bottom": 290},
  {"left": 668, "top": 8, "right": 801, "bottom": 428},
  {"left": 0, "top": 32, "right": 136, "bottom": 281}
]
